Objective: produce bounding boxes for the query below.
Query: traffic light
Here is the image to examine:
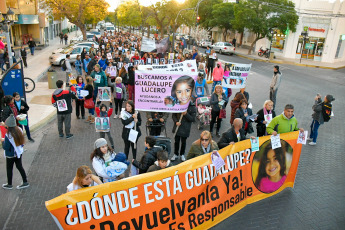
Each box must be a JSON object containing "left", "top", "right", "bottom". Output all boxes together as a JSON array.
[{"left": 196, "top": 16, "right": 200, "bottom": 25}]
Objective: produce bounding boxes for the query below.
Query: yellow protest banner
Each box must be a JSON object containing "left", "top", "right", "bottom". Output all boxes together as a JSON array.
[{"left": 46, "top": 131, "right": 302, "bottom": 230}]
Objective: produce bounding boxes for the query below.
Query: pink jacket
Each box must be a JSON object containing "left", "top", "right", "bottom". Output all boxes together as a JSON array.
[{"left": 212, "top": 61, "right": 224, "bottom": 81}]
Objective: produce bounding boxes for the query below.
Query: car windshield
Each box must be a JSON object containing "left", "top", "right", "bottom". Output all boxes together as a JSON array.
[
  {"left": 87, "top": 34, "right": 94, "bottom": 38},
  {"left": 224, "top": 42, "right": 232, "bottom": 46},
  {"left": 90, "top": 32, "right": 100, "bottom": 35},
  {"left": 61, "top": 47, "right": 73, "bottom": 54},
  {"left": 106, "top": 27, "right": 114, "bottom": 30}
]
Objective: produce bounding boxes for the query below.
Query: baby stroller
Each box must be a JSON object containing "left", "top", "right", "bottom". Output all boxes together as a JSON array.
[{"left": 196, "top": 96, "right": 212, "bottom": 130}]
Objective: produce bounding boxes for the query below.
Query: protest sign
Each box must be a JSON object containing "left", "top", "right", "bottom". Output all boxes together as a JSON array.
[
  {"left": 134, "top": 70, "right": 197, "bottom": 112},
  {"left": 141, "top": 37, "right": 156, "bottom": 52},
  {"left": 137, "top": 60, "right": 197, "bottom": 73},
  {"left": 95, "top": 117, "right": 110, "bottom": 132},
  {"left": 222, "top": 62, "right": 252, "bottom": 89},
  {"left": 97, "top": 87, "right": 111, "bottom": 101},
  {"left": 46, "top": 131, "right": 303, "bottom": 230}
]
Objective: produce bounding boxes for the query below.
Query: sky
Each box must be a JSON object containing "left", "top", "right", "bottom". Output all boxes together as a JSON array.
[{"left": 106, "top": 0, "right": 162, "bottom": 11}]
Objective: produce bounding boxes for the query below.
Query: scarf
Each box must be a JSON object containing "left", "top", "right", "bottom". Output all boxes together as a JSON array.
[
  {"left": 263, "top": 107, "right": 272, "bottom": 116},
  {"left": 10, "top": 104, "right": 18, "bottom": 118}
]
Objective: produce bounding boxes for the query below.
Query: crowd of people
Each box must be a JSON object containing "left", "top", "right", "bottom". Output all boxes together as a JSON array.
[{"left": 0, "top": 29, "right": 335, "bottom": 192}]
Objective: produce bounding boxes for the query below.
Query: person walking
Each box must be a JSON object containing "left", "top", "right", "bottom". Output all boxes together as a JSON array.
[
  {"left": 74, "top": 55, "right": 83, "bottom": 76},
  {"left": 51, "top": 80, "right": 77, "bottom": 139},
  {"left": 84, "top": 76, "right": 95, "bottom": 123},
  {"left": 269, "top": 65, "right": 282, "bottom": 111},
  {"left": 212, "top": 61, "right": 224, "bottom": 92},
  {"left": 90, "top": 64, "right": 107, "bottom": 100},
  {"left": 217, "top": 118, "right": 246, "bottom": 149},
  {"left": 83, "top": 54, "right": 92, "bottom": 75},
  {"left": 308, "top": 94, "right": 335, "bottom": 146},
  {"left": 1, "top": 114, "right": 29, "bottom": 190},
  {"left": 255, "top": 100, "right": 276, "bottom": 137},
  {"left": 59, "top": 32, "right": 64, "bottom": 44},
  {"left": 64, "top": 34, "right": 68, "bottom": 45},
  {"left": 19, "top": 45, "right": 27, "bottom": 68},
  {"left": 65, "top": 54, "right": 72, "bottom": 87},
  {"left": 171, "top": 102, "right": 196, "bottom": 162},
  {"left": 209, "top": 85, "right": 228, "bottom": 137},
  {"left": 27, "top": 38, "right": 36, "bottom": 56}
]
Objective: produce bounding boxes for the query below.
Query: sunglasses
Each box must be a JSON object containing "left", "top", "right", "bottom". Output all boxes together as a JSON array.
[{"left": 201, "top": 138, "right": 209, "bottom": 142}]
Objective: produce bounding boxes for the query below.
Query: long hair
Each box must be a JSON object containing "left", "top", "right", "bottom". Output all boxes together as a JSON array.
[
  {"left": 126, "top": 100, "right": 135, "bottom": 114},
  {"left": 200, "top": 130, "right": 212, "bottom": 145},
  {"left": 7, "top": 126, "right": 25, "bottom": 146},
  {"left": 171, "top": 75, "right": 195, "bottom": 98},
  {"left": 85, "top": 76, "right": 93, "bottom": 86},
  {"left": 73, "top": 165, "right": 92, "bottom": 188},
  {"left": 233, "top": 92, "right": 245, "bottom": 103},
  {"left": 90, "top": 146, "right": 113, "bottom": 162},
  {"left": 254, "top": 141, "right": 286, "bottom": 188},
  {"left": 213, "top": 85, "right": 223, "bottom": 96},
  {"left": 76, "top": 76, "right": 84, "bottom": 84}
]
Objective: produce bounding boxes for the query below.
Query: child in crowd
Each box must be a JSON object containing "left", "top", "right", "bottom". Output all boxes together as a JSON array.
[
  {"left": 84, "top": 76, "right": 95, "bottom": 123},
  {"left": 66, "top": 165, "right": 102, "bottom": 192},
  {"left": 13, "top": 92, "right": 34, "bottom": 142},
  {"left": 223, "top": 65, "right": 230, "bottom": 84},
  {"left": 95, "top": 98, "right": 114, "bottom": 149},
  {"left": 108, "top": 77, "right": 127, "bottom": 119},
  {"left": 147, "top": 150, "right": 171, "bottom": 172},
  {"left": 72, "top": 76, "right": 85, "bottom": 119},
  {"left": 255, "top": 141, "right": 287, "bottom": 193}
]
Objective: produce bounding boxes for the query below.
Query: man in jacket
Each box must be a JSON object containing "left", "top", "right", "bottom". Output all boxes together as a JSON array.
[
  {"left": 65, "top": 54, "right": 72, "bottom": 87},
  {"left": 212, "top": 61, "right": 224, "bottom": 92},
  {"left": 27, "top": 38, "right": 36, "bottom": 56},
  {"left": 267, "top": 104, "right": 304, "bottom": 136},
  {"left": 51, "top": 80, "right": 77, "bottom": 139},
  {"left": 218, "top": 118, "right": 246, "bottom": 149},
  {"left": 83, "top": 54, "right": 91, "bottom": 75},
  {"left": 98, "top": 55, "right": 108, "bottom": 71},
  {"left": 87, "top": 56, "right": 98, "bottom": 74},
  {"left": 19, "top": 45, "right": 27, "bottom": 68},
  {"left": 132, "top": 136, "right": 160, "bottom": 174},
  {"left": 146, "top": 112, "right": 169, "bottom": 136},
  {"left": 269, "top": 65, "right": 282, "bottom": 111}
]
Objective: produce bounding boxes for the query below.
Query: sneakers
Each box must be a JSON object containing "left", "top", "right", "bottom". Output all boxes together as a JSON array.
[
  {"left": 171, "top": 154, "right": 178, "bottom": 161},
  {"left": 66, "top": 134, "right": 74, "bottom": 139},
  {"left": 309, "top": 142, "right": 316, "bottom": 146},
  {"left": 181, "top": 155, "right": 186, "bottom": 162},
  {"left": 2, "top": 184, "right": 13, "bottom": 190},
  {"left": 82, "top": 116, "right": 85, "bottom": 119},
  {"left": 76, "top": 116, "right": 80, "bottom": 119},
  {"left": 216, "top": 132, "right": 220, "bottom": 138},
  {"left": 28, "top": 138, "right": 35, "bottom": 142},
  {"left": 113, "top": 114, "right": 118, "bottom": 119},
  {"left": 59, "top": 134, "right": 64, "bottom": 138},
  {"left": 16, "top": 182, "right": 30, "bottom": 190},
  {"left": 307, "top": 138, "right": 313, "bottom": 141}
]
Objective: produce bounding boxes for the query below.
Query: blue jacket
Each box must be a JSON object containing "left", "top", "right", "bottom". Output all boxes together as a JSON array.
[
  {"left": 75, "top": 59, "right": 82, "bottom": 70},
  {"left": 83, "top": 58, "right": 91, "bottom": 73},
  {"left": 3, "top": 135, "right": 23, "bottom": 158},
  {"left": 98, "top": 59, "right": 108, "bottom": 71}
]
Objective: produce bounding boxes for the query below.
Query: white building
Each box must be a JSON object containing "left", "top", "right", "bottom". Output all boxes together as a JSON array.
[{"left": 255, "top": 0, "right": 345, "bottom": 64}]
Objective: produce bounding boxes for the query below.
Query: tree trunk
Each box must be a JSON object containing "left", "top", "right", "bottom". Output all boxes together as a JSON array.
[
  {"left": 240, "top": 31, "right": 243, "bottom": 46},
  {"left": 248, "top": 36, "right": 263, "bottom": 55},
  {"left": 160, "top": 26, "right": 164, "bottom": 38},
  {"left": 80, "top": 25, "right": 87, "bottom": 41},
  {"left": 147, "top": 25, "right": 150, "bottom": 38}
]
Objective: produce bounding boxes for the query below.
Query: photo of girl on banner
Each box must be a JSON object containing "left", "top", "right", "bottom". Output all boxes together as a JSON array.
[
  {"left": 164, "top": 96, "right": 175, "bottom": 107},
  {"left": 252, "top": 139, "right": 293, "bottom": 193},
  {"left": 98, "top": 87, "right": 111, "bottom": 101},
  {"left": 95, "top": 117, "right": 110, "bottom": 132},
  {"left": 171, "top": 75, "right": 195, "bottom": 106}
]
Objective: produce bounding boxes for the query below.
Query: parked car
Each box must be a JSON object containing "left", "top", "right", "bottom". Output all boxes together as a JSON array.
[
  {"left": 212, "top": 42, "right": 235, "bottom": 55},
  {"left": 89, "top": 31, "right": 101, "bottom": 38},
  {"left": 75, "top": 41, "right": 99, "bottom": 49},
  {"left": 70, "top": 33, "right": 94, "bottom": 44},
  {"left": 105, "top": 25, "right": 115, "bottom": 33},
  {"left": 197, "top": 40, "right": 212, "bottom": 48},
  {"left": 49, "top": 46, "right": 90, "bottom": 66}
]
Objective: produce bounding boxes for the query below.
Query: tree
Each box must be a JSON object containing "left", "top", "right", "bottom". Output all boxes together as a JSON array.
[
  {"left": 232, "top": 0, "right": 298, "bottom": 54},
  {"left": 42, "top": 0, "right": 109, "bottom": 40},
  {"left": 149, "top": 0, "right": 169, "bottom": 38},
  {"left": 210, "top": 3, "right": 235, "bottom": 41},
  {"left": 117, "top": 0, "right": 142, "bottom": 32},
  {"left": 195, "top": 0, "right": 222, "bottom": 31}
]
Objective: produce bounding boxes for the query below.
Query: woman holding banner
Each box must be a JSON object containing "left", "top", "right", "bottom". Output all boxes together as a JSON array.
[
  {"left": 210, "top": 85, "right": 228, "bottom": 138},
  {"left": 187, "top": 131, "right": 219, "bottom": 160}
]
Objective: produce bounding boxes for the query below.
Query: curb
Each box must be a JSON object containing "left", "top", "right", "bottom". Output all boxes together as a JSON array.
[
  {"left": 30, "top": 110, "right": 56, "bottom": 134},
  {"left": 33, "top": 66, "right": 51, "bottom": 83},
  {"left": 234, "top": 53, "right": 345, "bottom": 70}
]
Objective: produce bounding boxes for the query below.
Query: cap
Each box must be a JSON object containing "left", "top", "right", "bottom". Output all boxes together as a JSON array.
[
  {"left": 94, "top": 138, "right": 107, "bottom": 149},
  {"left": 5, "top": 114, "right": 17, "bottom": 128},
  {"left": 326, "top": 95, "right": 335, "bottom": 102}
]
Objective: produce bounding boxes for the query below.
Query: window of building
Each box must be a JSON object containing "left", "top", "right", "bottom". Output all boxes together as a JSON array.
[
  {"left": 296, "top": 36, "right": 325, "bottom": 61},
  {"left": 335, "top": 35, "right": 345, "bottom": 59},
  {"left": 6, "top": 0, "right": 18, "bottom": 9},
  {"left": 271, "top": 30, "right": 286, "bottom": 53}
]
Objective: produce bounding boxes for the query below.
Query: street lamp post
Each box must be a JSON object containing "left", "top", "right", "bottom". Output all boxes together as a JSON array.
[{"left": 0, "top": 8, "right": 15, "bottom": 67}]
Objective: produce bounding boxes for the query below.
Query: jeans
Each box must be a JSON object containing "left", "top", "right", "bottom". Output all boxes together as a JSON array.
[
  {"left": 128, "top": 84, "right": 135, "bottom": 101},
  {"left": 6, "top": 156, "right": 27, "bottom": 185},
  {"left": 57, "top": 113, "right": 72, "bottom": 135},
  {"left": 270, "top": 88, "right": 278, "bottom": 110},
  {"left": 114, "top": 98, "right": 123, "bottom": 115},
  {"left": 76, "top": 67, "right": 82, "bottom": 76},
  {"left": 210, "top": 110, "right": 222, "bottom": 133},
  {"left": 30, "top": 47, "right": 35, "bottom": 55},
  {"left": 22, "top": 57, "right": 27, "bottom": 67},
  {"left": 100, "top": 131, "right": 114, "bottom": 148},
  {"left": 174, "top": 135, "right": 187, "bottom": 156},
  {"left": 310, "top": 119, "right": 321, "bottom": 143},
  {"left": 20, "top": 117, "right": 32, "bottom": 139},
  {"left": 124, "top": 139, "right": 137, "bottom": 160}
]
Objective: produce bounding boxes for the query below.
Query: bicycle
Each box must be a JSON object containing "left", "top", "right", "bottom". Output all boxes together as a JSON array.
[{"left": 24, "top": 77, "right": 35, "bottom": 93}]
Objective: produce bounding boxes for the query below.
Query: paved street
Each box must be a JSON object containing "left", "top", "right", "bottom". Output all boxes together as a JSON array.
[{"left": 1, "top": 49, "right": 344, "bottom": 229}]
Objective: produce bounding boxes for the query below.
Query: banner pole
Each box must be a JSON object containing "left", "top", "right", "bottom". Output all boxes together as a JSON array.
[{"left": 173, "top": 114, "right": 184, "bottom": 138}]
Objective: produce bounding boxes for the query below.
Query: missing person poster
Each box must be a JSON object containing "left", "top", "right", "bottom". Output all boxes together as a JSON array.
[
  {"left": 222, "top": 62, "right": 252, "bottom": 89},
  {"left": 46, "top": 131, "right": 303, "bottom": 230},
  {"left": 95, "top": 117, "right": 110, "bottom": 132},
  {"left": 97, "top": 87, "right": 111, "bottom": 102},
  {"left": 134, "top": 70, "right": 197, "bottom": 112},
  {"left": 137, "top": 60, "right": 197, "bottom": 73}
]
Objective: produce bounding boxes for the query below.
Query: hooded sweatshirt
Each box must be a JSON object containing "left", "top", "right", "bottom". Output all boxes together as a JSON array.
[
  {"left": 212, "top": 61, "right": 224, "bottom": 82},
  {"left": 266, "top": 113, "right": 299, "bottom": 134},
  {"left": 51, "top": 88, "right": 77, "bottom": 114}
]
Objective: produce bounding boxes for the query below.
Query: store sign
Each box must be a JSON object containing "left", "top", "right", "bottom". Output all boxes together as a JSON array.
[
  {"left": 15, "top": 14, "right": 39, "bottom": 25},
  {"left": 308, "top": 27, "right": 325, "bottom": 33},
  {"left": 305, "top": 43, "right": 314, "bottom": 50}
]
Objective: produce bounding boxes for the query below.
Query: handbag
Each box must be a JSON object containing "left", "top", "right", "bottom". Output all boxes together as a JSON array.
[
  {"left": 219, "top": 109, "right": 226, "bottom": 119},
  {"left": 84, "top": 98, "right": 94, "bottom": 109}
]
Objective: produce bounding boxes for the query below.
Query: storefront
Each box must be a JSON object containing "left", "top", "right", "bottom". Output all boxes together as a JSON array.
[
  {"left": 12, "top": 14, "right": 40, "bottom": 45},
  {"left": 271, "top": 30, "right": 286, "bottom": 53},
  {"left": 295, "top": 24, "right": 328, "bottom": 62}
]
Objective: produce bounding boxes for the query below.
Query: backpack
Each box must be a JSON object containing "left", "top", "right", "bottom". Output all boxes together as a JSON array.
[
  {"left": 321, "top": 102, "right": 332, "bottom": 122},
  {"left": 61, "top": 60, "right": 67, "bottom": 71}
]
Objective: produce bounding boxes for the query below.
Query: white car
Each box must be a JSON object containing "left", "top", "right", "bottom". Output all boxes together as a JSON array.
[
  {"left": 105, "top": 25, "right": 115, "bottom": 33},
  {"left": 49, "top": 46, "right": 90, "bottom": 66},
  {"left": 51, "top": 42, "right": 98, "bottom": 55},
  {"left": 212, "top": 42, "right": 235, "bottom": 55},
  {"left": 70, "top": 33, "right": 95, "bottom": 44}
]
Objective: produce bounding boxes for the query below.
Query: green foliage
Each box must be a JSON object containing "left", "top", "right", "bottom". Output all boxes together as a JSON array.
[{"left": 210, "top": 3, "right": 235, "bottom": 35}]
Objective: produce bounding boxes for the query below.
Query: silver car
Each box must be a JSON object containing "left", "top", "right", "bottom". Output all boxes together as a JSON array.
[
  {"left": 49, "top": 46, "right": 90, "bottom": 66},
  {"left": 212, "top": 42, "right": 235, "bottom": 55}
]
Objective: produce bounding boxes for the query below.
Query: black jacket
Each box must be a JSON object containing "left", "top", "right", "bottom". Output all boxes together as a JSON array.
[
  {"left": 121, "top": 112, "right": 142, "bottom": 142},
  {"left": 20, "top": 49, "right": 27, "bottom": 57},
  {"left": 234, "top": 107, "right": 254, "bottom": 134},
  {"left": 1, "top": 105, "right": 15, "bottom": 122},
  {"left": 132, "top": 146, "right": 160, "bottom": 174},
  {"left": 255, "top": 108, "right": 276, "bottom": 136},
  {"left": 210, "top": 93, "right": 228, "bottom": 112},
  {"left": 84, "top": 84, "right": 94, "bottom": 100},
  {"left": 217, "top": 126, "right": 246, "bottom": 149},
  {"left": 51, "top": 89, "right": 77, "bottom": 114},
  {"left": 28, "top": 40, "right": 36, "bottom": 48},
  {"left": 172, "top": 103, "right": 196, "bottom": 138},
  {"left": 87, "top": 59, "right": 98, "bottom": 74},
  {"left": 13, "top": 99, "right": 29, "bottom": 114},
  {"left": 128, "top": 69, "right": 135, "bottom": 85}
]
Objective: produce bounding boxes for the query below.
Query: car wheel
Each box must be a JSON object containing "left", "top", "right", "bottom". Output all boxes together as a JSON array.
[
  {"left": 219, "top": 49, "right": 222, "bottom": 54},
  {"left": 59, "top": 59, "right": 65, "bottom": 66}
]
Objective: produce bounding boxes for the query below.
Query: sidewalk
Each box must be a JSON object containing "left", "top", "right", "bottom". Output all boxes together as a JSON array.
[
  {"left": 23, "top": 31, "right": 82, "bottom": 132},
  {"left": 234, "top": 47, "right": 345, "bottom": 70}
]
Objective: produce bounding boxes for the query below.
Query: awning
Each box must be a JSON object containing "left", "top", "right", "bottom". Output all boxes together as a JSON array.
[{"left": 15, "top": 14, "right": 39, "bottom": 25}]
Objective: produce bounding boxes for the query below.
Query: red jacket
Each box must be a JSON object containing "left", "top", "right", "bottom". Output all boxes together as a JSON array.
[{"left": 212, "top": 61, "right": 224, "bottom": 82}]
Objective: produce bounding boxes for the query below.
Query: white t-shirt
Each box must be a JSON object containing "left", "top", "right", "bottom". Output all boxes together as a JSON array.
[{"left": 67, "top": 181, "right": 98, "bottom": 192}]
